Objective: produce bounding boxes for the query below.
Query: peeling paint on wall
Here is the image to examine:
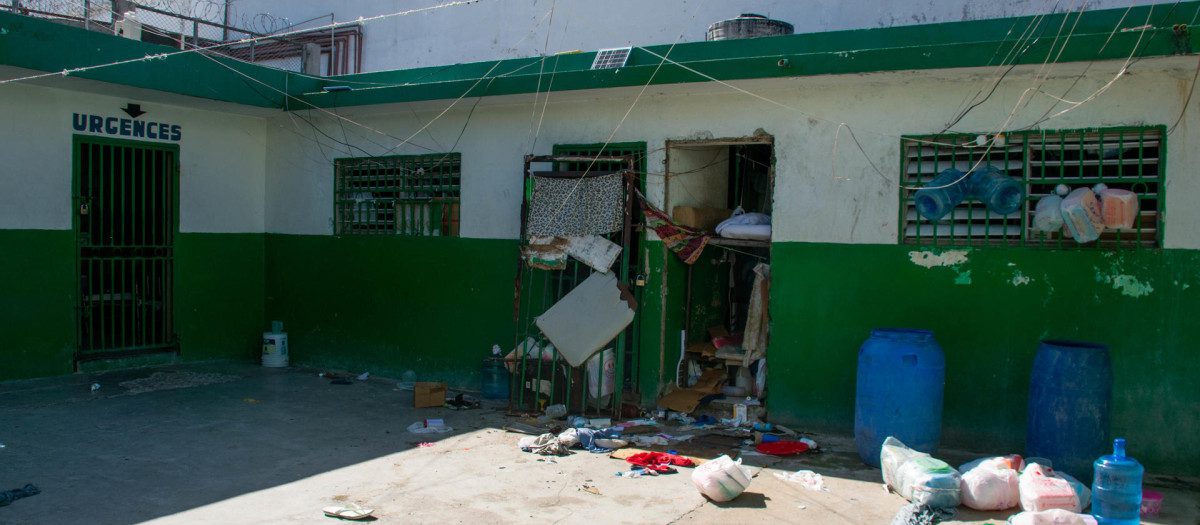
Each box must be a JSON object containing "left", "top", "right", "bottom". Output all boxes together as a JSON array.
[
  {"left": 954, "top": 270, "right": 972, "bottom": 285},
  {"left": 1103, "top": 274, "right": 1155, "bottom": 297},
  {"left": 1011, "top": 270, "right": 1032, "bottom": 286},
  {"left": 909, "top": 250, "right": 970, "bottom": 268}
]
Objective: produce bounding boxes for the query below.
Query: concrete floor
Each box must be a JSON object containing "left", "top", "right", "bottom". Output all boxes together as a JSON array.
[{"left": 0, "top": 362, "right": 1196, "bottom": 525}]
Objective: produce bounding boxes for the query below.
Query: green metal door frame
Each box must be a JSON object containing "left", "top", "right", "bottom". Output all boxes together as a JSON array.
[{"left": 72, "top": 134, "right": 180, "bottom": 364}]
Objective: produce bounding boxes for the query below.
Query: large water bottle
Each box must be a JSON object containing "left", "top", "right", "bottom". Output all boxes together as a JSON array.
[
  {"left": 914, "top": 169, "right": 970, "bottom": 221},
  {"left": 1092, "top": 439, "right": 1143, "bottom": 525},
  {"left": 968, "top": 166, "right": 1025, "bottom": 215}
]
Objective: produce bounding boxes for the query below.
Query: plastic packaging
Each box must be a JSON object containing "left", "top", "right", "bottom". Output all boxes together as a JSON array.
[
  {"left": 1092, "top": 439, "right": 1143, "bottom": 525},
  {"left": 398, "top": 370, "right": 416, "bottom": 390},
  {"left": 406, "top": 419, "right": 452, "bottom": 434},
  {"left": 1060, "top": 188, "right": 1105, "bottom": 243},
  {"left": 968, "top": 166, "right": 1025, "bottom": 215},
  {"left": 1007, "top": 509, "right": 1099, "bottom": 525},
  {"left": 880, "top": 437, "right": 962, "bottom": 508},
  {"left": 1097, "top": 189, "right": 1139, "bottom": 230},
  {"left": 544, "top": 404, "right": 567, "bottom": 419},
  {"left": 1019, "top": 462, "right": 1081, "bottom": 512},
  {"left": 914, "top": 169, "right": 970, "bottom": 221},
  {"left": 1032, "top": 196, "right": 1065, "bottom": 233},
  {"left": 959, "top": 455, "right": 1024, "bottom": 510},
  {"left": 691, "top": 455, "right": 753, "bottom": 502},
  {"left": 1141, "top": 489, "right": 1163, "bottom": 518}
]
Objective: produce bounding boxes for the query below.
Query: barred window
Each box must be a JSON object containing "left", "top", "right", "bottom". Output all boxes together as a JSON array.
[
  {"left": 334, "top": 153, "right": 461, "bottom": 236},
  {"left": 900, "top": 127, "right": 1163, "bottom": 249}
]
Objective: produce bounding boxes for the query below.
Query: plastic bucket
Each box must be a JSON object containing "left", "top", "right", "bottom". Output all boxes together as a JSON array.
[{"left": 262, "top": 332, "right": 289, "bottom": 367}]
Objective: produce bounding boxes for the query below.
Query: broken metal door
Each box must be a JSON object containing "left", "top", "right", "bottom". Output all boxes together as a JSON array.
[
  {"left": 73, "top": 136, "right": 179, "bottom": 363},
  {"left": 511, "top": 147, "right": 645, "bottom": 416}
]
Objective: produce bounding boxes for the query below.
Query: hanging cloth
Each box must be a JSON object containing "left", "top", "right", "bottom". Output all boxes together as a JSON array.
[
  {"left": 742, "top": 262, "right": 770, "bottom": 365},
  {"left": 526, "top": 173, "right": 624, "bottom": 237},
  {"left": 636, "top": 190, "right": 710, "bottom": 265}
]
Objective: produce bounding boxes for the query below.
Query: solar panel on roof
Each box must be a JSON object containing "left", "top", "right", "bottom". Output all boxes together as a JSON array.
[{"left": 591, "top": 47, "right": 632, "bottom": 70}]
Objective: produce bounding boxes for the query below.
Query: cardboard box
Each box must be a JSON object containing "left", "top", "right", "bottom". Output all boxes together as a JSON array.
[
  {"left": 672, "top": 206, "right": 733, "bottom": 232},
  {"left": 414, "top": 382, "right": 447, "bottom": 408}
]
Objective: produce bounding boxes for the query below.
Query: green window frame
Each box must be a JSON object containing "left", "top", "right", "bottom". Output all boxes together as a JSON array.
[
  {"left": 899, "top": 126, "right": 1164, "bottom": 249},
  {"left": 334, "top": 153, "right": 461, "bottom": 236}
]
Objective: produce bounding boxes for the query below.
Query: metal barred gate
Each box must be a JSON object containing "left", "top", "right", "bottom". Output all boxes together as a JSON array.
[
  {"left": 510, "top": 143, "right": 646, "bottom": 416},
  {"left": 73, "top": 136, "right": 179, "bottom": 363}
]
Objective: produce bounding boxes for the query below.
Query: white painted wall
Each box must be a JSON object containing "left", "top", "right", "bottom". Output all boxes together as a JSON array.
[
  {"left": 0, "top": 82, "right": 268, "bottom": 233},
  {"left": 263, "top": 54, "right": 1200, "bottom": 249},
  {"left": 231, "top": 0, "right": 1166, "bottom": 73}
]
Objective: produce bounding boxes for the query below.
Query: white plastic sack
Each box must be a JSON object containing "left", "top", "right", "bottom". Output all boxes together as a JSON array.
[
  {"left": 1019, "top": 463, "right": 1081, "bottom": 512},
  {"left": 586, "top": 348, "right": 616, "bottom": 399},
  {"left": 1007, "top": 508, "right": 1099, "bottom": 525},
  {"left": 406, "top": 419, "right": 452, "bottom": 434},
  {"left": 1058, "top": 471, "right": 1091, "bottom": 512},
  {"left": 691, "top": 454, "right": 753, "bottom": 502},
  {"left": 880, "top": 437, "right": 962, "bottom": 507},
  {"left": 959, "top": 456, "right": 1023, "bottom": 511}
]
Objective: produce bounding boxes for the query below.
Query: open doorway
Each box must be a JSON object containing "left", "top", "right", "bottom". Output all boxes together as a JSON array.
[{"left": 663, "top": 135, "right": 774, "bottom": 416}]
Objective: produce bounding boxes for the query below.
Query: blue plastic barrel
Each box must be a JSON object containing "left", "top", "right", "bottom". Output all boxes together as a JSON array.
[
  {"left": 1027, "top": 339, "right": 1112, "bottom": 481},
  {"left": 855, "top": 328, "right": 946, "bottom": 467},
  {"left": 482, "top": 359, "right": 509, "bottom": 399},
  {"left": 1093, "top": 438, "right": 1143, "bottom": 525}
]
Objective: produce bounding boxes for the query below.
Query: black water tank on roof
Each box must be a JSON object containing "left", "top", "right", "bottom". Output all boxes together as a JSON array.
[{"left": 706, "top": 13, "right": 794, "bottom": 41}]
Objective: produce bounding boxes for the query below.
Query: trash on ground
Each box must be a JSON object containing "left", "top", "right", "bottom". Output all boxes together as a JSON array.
[
  {"left": 657, "top": 368, "right": 726, "bottom": 413},
  {"left": 959, "top": 455, "right": 1023, "bottom": 510},
  {"left": 503, "top": 422, "right": 546, "bottom": 435},
  {"left": 445, "top": 393, "right": 480, "bottom": 410},
  {"left": 631, "top": 435, "right": 669, "bottom": 447},
  {"left": 692, "top": 455, "right": 752, "bottom": 502},
  {"left": 626, "top": 451, "right": 695, "bottom": 472},
  {"left": 356, "top": 372, "right": 369, "bottom": 381},
  {"left": 756, "top": 440, "right": 811, "bottom": 455},
  {"left": 0, "top": 484, "right": 41, "bottom": 507},
  {"left": 1141, "top": 489, "right": 1163, "bottom": 518},
  {"left": 321, "top": 502, "right": 374, "bottom": 521},
  {"left": 413, "top": 382, "right": 447, "bottom": 408},
  {"left": 880, "top": 436, "right": 962, "bottom": 508},
  {"left": 775, "top": 469, "right": 828, "bottom": 491},
  {"left": 616, "top": 468, "right": 661, "bottom": 477},
  {"left": 580, "top": 484, "right": 602, "bottom": 495},
  {"left": 887, "top": 502, "right": 957, "bottom": 525},
  {"left": 417, "top": 442, "right": 434, "bottom": 448},
  {"left": 1018, "top": 462, "right": 1088, "bottom": 513},
  {"left": 1007, "top": 509, "right": 1098, "bottom": 525},
  {"left": 91, "top": 383, "right": 101, "bottom": 392},
  {"left": 519, "top": 433, "right": 569, "bottom": 456},
  {"left": 397, "top": 370, "right": 416, "bottom": 390},
  {"left": 544, "top": 404, "right": 567, "bottom": 418},
  {"left": 407, "top": 419, "right": 452, "bottom": 434}
]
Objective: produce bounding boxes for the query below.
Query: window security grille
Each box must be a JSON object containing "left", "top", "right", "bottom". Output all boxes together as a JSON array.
[
  {"left": 334, "top": 153, "right": 461, "bottom": 236},
  {"left": 900, "top": 127, "right": 1163, "bottom": 249}
]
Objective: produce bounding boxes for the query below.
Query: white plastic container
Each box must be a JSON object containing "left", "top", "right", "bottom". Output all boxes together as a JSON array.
[{"left": 262, "top": 321, "right": 288, "bottom": 367}]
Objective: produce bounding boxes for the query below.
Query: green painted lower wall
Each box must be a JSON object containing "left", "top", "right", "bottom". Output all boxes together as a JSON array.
[
  {"left": 175, "top": 233, "right": 266, "bottom": 362},
  {"left": 263, "top": 234, "right": 518, "bottom": 390},
  {"left": 768, "top": 242, "right": 1200, "bottom": 476},
  {"left": 0, "top": 229, "right": 76, "bottom": 380},
  {"left": 0, "top": 230, "right": 265, "bottom": 382}
]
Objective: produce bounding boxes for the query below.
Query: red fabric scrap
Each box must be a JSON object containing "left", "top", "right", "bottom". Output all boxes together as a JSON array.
[
  {"left": 625, "top": 452, "right": 695, "bottom": 472},
  {"left": 755, "top": 440, "right": 810, "bottom": 455}
]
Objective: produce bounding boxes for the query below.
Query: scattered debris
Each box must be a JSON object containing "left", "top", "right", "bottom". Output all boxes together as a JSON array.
[
  {"left": 0, "top": 484, "right": 40, "bottom": 507},
  {"left": 356, "top": 372, "right": 370, "bottom": 381},
  {"left": 580, "top": 484, "right": 602, "bottom": 495},
  {"left": 445, "top": 393, "right": 480, "bottom": 410},
  {"left": 417, "top": 442, "right": 434, "bottom": 448},
  {"left": 692, "top": 455, "right": 752, "bottom": 503},
  {"left": 407, "top": 419, "right": 451, "bottom": 434},
  {"left": 90, "top": 383, "right": 101, "bottom": 392},
  {"left": 775, "top": 470, "right": 828, "bottom": 492},
  {"left": 321, "top": 502, "right": 374, "bottom": 521},
  {"left": 118, "top": 371, "right": 239, "bottom": 395},
  {"left": 243, "top": 398, "right": 260, "bottom": 403}
]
